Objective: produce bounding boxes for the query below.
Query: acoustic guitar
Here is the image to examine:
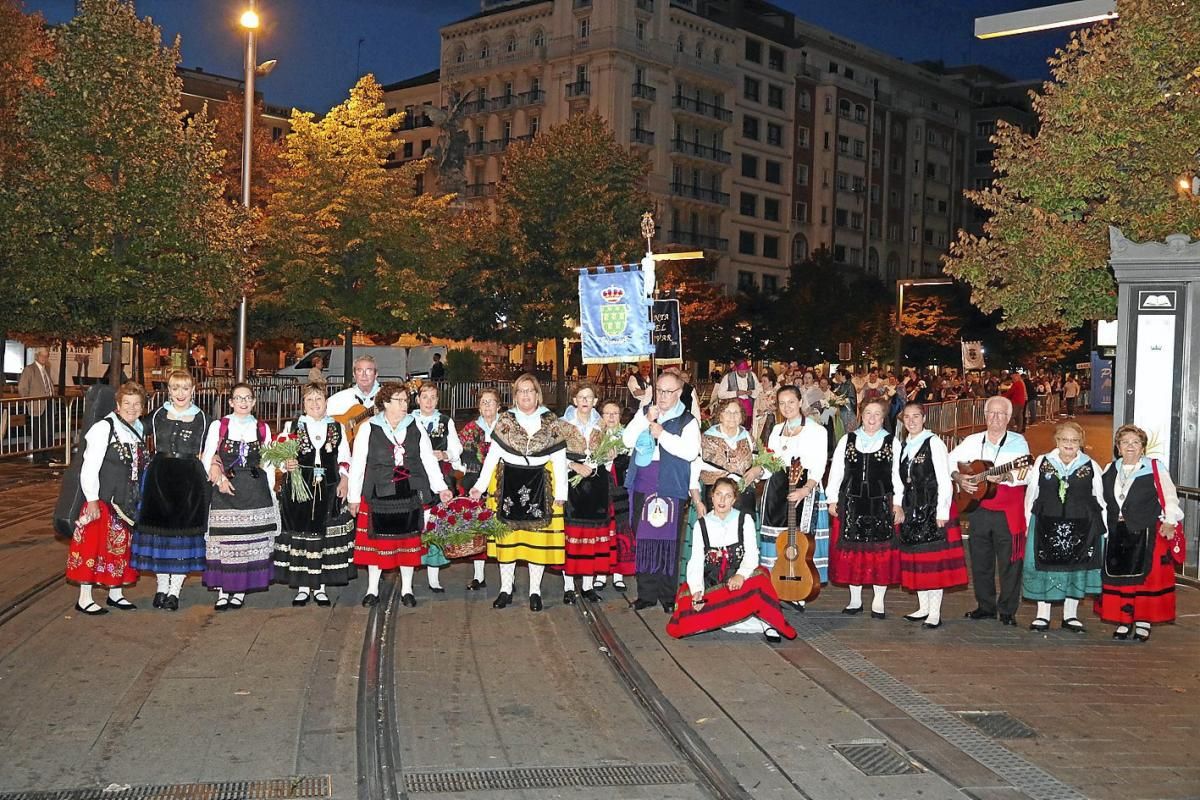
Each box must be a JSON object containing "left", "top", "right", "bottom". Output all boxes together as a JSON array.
[
  {"left": 953, "top": 454, "right": 1033, "bottom": 513},
  {"left": 770, "top": 459, "right": 821, "bottom": 603},
  {"left": 334, "top": 403, "right": 374, "bottom": 446}
]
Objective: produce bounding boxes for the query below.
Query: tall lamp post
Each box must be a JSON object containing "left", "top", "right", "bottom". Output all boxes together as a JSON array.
[{"left": 894, "top": 277, "right": 953, "bottom": 371}]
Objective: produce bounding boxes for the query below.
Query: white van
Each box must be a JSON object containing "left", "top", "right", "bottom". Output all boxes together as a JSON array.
[{"left": 277, "top": 345, "right": 447, "bottom": 381}]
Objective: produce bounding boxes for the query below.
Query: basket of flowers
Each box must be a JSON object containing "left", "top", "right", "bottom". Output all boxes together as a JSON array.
[{"left": 423, "top": 495, "right": 509, "bottom": 559}]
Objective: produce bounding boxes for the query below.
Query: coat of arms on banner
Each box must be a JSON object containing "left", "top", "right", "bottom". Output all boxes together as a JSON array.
[{"left": 600, "top": 284, "right": 629, "bottom": 338}]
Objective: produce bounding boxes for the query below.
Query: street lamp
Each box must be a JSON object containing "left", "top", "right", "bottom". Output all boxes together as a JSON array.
[
  {"left": 894, "top": 277, "right": 953, "bottom": 371},
  {"left": 974, "top": 0, "right": 1116, "bottom": 39}
]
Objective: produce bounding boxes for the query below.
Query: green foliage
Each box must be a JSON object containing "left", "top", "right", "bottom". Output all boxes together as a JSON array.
[
  {"left": 0, "top": 0, "right": 248, "bottom": 363},
  {"left": 445, "top": 347, "right": 482, "bottom": 382},
  {"left": 946, "top": 0, "right": 1200, "bottom": 328},
  {"left": 259, "top": 75, "right": 455, "bottom": 343}
]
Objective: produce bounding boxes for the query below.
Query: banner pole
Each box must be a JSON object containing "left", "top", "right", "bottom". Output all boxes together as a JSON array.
[{"left": 640, "top": 213, "right": 657, "bottom": 403}]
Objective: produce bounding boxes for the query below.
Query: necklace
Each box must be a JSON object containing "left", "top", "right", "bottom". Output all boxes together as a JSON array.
[{"left": 1115, "top": 462, "right": 1138, "bottom": 504}]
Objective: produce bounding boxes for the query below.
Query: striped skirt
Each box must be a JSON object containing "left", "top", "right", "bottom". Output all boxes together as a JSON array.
[{"left": 204, "top": 470, "right": 279, "bottom": 593}]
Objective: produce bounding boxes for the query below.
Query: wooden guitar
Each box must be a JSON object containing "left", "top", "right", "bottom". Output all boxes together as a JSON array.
[
  {"left": 334, "top": 403, "right": 374, "bottom": 446},
  {"left": 770, "top": 459, "right": 821, "bottom": 603},
  {"left": 953, "top": 454, "right": 1033, "bottom": 513}
]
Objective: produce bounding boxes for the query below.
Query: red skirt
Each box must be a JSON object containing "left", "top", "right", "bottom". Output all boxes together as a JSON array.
[
  {"left": 667, "top": 567, "right": 797, "bottom": 639},
  {"left": 1094, "top": 530, "right": 1176, "bottom": 624},
  {"left": 353, "top": 501, "right": 425, "bottom": 569},
  {"left": 829, "top": 516, "right": 901, "bottom": 586},
  {"left": 65, "top": 503, "right": 139, "bottom": 587},
  {"left": 564, "top": 520, "right": 615, "bottom": 576},
  {"left": 899, "top": 519, "right": 969, "bottom": 591}
]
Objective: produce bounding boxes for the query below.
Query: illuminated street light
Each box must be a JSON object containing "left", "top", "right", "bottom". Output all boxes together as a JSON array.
[
  {"left": 234, "top": 2, "right": 264, "bottom": 382},
  {"left": 239, "top": 9, "right": 259, "bottom": 29},
  {"left": 974, "top": 0, "right": 1116, "bottom": 39}
]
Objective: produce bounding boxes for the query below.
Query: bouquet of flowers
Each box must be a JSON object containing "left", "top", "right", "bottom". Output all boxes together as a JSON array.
[
  {"left": 422, "top": 496, "right": 510, "bottom": 558},
  {"left": 570, "top": 427, "right": 627, "bottom": 486},
  {"left": 261, "top": 433, "right": 313, "bottom": 502},
  {"left": 739, "top": 447, "right": 784, "bottom": 492},
  {"left": 828, "top": 393, "right": 849, "bottom": 409}
]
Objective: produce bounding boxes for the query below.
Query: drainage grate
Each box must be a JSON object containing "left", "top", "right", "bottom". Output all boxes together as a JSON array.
[
  {"left": 0, "top": 776, "right": 332, "bottom": 800},
  {"left": 831, "top": 739, "right": 923, "bottom": 776},
  {"left": 958, "top": 710, "right": 1037, "bottom": 739},
  {"left": 404, "top": 763, "right": 691, "bottom": 793}
]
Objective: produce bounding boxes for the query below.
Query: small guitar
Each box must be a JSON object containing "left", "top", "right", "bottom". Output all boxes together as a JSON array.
[
  {"left": 770, "top": 459, "right": 821, "bottom": 603},
  {"left": 954, "top": 454, "right": 1033, "bottom": 513},
  {"left": 334, "top": 403, "right": 374, "bottom": 446}
]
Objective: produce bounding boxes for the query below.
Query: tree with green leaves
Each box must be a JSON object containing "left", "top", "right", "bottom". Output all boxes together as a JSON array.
[
  {"left": 260, "top": 75, "right": 455, "bottom": 379},
  {"left": 0, "top": 0, "right": 248, "bottom": 384},
  {"left": 945, "top": 0, "right": 1200, "bottom": 329}
]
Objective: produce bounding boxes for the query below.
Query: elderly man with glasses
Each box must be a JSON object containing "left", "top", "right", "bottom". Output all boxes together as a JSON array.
[
  {"left": 622, "top": 371, "right": 701, "bottom": 613},
  {"left": 947, "top": 396, "right": 1031, "bottom": 625}
]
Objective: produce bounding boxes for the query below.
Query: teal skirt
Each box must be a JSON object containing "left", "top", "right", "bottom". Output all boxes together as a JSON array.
[{"left": 1021, "top": 518, "right": 1102, "bottom": 601}]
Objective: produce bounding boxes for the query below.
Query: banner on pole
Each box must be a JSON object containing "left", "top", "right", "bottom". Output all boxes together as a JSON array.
[
  {"left": 579, "top": 265, "right": 653, "bottom": 364},
  {"left": 961, "top": 340, "right": 985, "bottom": 371},
  {"left": 653, "top": 299, "right": 682, "bottom": 364}
]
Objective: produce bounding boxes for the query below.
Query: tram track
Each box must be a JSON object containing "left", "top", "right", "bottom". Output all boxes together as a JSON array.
[{"left": 0, "top": 498, "right": 58, "bottom": 532}]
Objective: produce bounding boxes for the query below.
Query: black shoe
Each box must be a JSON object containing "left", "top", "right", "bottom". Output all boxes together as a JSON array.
[
  {"left": 492, "top": 591, "right": 511, "bottom": 609},
  {"left": 870, "top": 610, "right": 886, "bottom": 620},
  {"left": 964, "top": 608, "right": 997, "bottom": 620},
  {"left": 467, "top": 579, "right": 487, "bottom": 591},
  {"left": 429, "top": 586, "right": 445, "bottom": 594},
  {"left": 661, "top": 601, "right": 675, "bottom": 614},
  {"left": 842, "top": 605, "right": 864, "bottom": 615},
  {"left": 400, "top": 593, "right": 417, "bottom": 607},
  {"left": 228, "top": 596, "right": 244, "bottom": 610},
  {"left": 529, "top": 593, "right": 542, "bottom": 612},
  {"left": 764, "top": 628, "right": 782, "bottom": 643},
  {"left": 152, "top": 592, "right": 166, "bottom": 609},
  {"left": 293, "top": 593, "right": 310, "bottom": 607},
  {"left": 1112, "top": 626, "right": 1130, "bottom": 640},
  {"left": 1062, "top": 618, "right": 1086, "bottom": 634},
  {"left": 582, "top": 589, "right": 601, "bottom": 602},
  {"left": 215, "top": 597, "right": 230, "bottom": 611},
  {"left": 314, "top": 592, "right": 331, "bottom": 607},
  {"left": 361, "top": 593, "right": 379, "bottom": 607},
  {"left": 787, "top": 601, "right": 806, "bottom": 612},
  {"left": 75, "top": 601, "right": 108, "bottom": 616},
  {"left": 922, "top": 620, "right": 941, "bottom": 629},
  {"left": 106, "top": 597, "right": 137, "bottom": 610},
  {"left": 164, "top": 594, "right": 179, "bottom": 612},
  {"left": 999, "top": 613, "right": 1016, "bottom": 626},
  {"left": 1030, "top": 617, "right": 1050, "bottom": 632},
  {"left": 563, "top": 590, "right": 577, "bottom": 605},
  {"left": 633, "top": 598, "right": 656, "bottom": 610},
  {"left": 613, "top": 580, "right": 627, "bottom": 591},
  {"left": 903, "top": 611, "right": 929, "bottom": 622},
  {"left": 1132, "top": 624, "right": 1151, "bottom": 642}
]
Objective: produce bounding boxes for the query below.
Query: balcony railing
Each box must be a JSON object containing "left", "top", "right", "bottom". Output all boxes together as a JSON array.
[
  {"left": 399, "top": 114, "right": 432, "bottom": 130},
  {"left": 669, "top": 137, "right": 731, "bottom": 164},
  {"left": 462, "top": 182, "right": 496, "bottom": 199},
  {"left": 519, "top": 89, "right": 545, "bottom": 106},
  {"left": 672, "top": 94, "right": 732, "bottom": 123},
  {"left": 630, "top": 128, "right": 655, "bottom": 145},
  {"left": 667, "top": 229, "right": 728, "bottom": 251},
  {"left": 566, "top": 80, "right": 591, "bottom": 98},
  {"left": 669, "top": 182, "right": 730, "bottom": 206},
  {"left": 636, "top": 0, "right": 654, "bottom": 10},
  {"left": 632, "top": 82, "right": 657, "bottom": 102}
]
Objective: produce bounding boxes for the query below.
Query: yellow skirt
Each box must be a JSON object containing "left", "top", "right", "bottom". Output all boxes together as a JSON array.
[{"left": 485, "top": 461, "right": 566, "bottom": 566}]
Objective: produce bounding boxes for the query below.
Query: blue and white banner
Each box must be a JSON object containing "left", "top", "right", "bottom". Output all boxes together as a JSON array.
[{"left": 579, "top": 264, "right": 653, "bottom": 364}]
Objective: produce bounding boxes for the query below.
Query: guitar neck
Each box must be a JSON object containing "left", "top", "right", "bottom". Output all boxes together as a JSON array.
[{"left": 981, "top": 458, "right": 1026, "bottom": 478}]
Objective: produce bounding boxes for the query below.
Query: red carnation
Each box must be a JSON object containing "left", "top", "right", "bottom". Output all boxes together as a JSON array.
[
  {"left": 478, "top": 510, "right": 492, "bottom": 521},
  {"left": 446, "top": 515, "right": 457, "bottom": 525},
  {"left": 288, "top": 433, "right": 299, "bottom": 440},
  {"left": 426, "top": 521, "right": 436, "bottom": 531},
  {"left": 275, "top": 434, "right": 289, "bottom": 442},
  {"left": 463, "top": 511, "right": 474, "bottom": 521}
]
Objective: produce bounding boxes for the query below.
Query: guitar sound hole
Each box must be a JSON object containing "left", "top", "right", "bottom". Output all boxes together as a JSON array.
[{"left": 785, "top": 545, "right": 799, "bottom": 560}]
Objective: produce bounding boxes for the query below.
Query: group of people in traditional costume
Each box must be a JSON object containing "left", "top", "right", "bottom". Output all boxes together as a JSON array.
[{"left": 63, "top": 360, "right": 1185, "bottom": 645}]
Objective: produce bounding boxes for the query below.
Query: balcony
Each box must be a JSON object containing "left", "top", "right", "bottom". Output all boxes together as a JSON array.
[
  {"left": 636, "top": 0, "right": 654, "bottom": 10},
  {"left": 399, "top": 113, "right": 433, "bottom": 131},
  {"left": 669, "top": 137, "right": 731, "bottom": 165},
  {"left": 632, "top": 82, "right": 657, "bottom": 102},
  {"left": 462, "top": 182, "right": 496, "bottom": 199},
  {"left": 669, "top": 182, "right": 730, "bottom": 206},
  {"left": 519, "top": 89, "right": 545, "bottom": 107},
  {"left": 461, "top": 98, "right": 490, "bottom": 116},
  {"left": 630, "top": 128, "right": 655, "bottom": 146},
  {"left": 672, "top": 94, "right": 732, "bottom": 123},
  {"left": 466, "top": 140, "right": 488, "bottom": 157},
  {"left": 667, "top": 229, "right": 728, "bottom": 251},
  {"left": 444, "top": 45, "right": 546, "bottom": 80},
  {"left": 566, "top": 80, "right": 591, "bottom": 98}
]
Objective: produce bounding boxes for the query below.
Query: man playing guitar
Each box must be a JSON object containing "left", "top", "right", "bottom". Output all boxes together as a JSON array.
[{"left": 327, "top": 355, "right": 382, "bottom": 439}]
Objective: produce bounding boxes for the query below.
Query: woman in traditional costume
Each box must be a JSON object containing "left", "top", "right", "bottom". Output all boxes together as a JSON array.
[
  {"left": 202, "top": 383, "right": 280, "bottom": 610},
  {"left": 1095, "top": 425, "right": 1184, "bottom": 642},
  {"left": 133, "top": 370, "right": 207, "bottom": 611},
  {"left": 272, "top": 383, "right": 355, "bottom": 607},
  {"left": 470, "top": 374, "right": 568, "bottom": 612},
  {"left": 67, "top": 382, "right": 146, "bottom": 615},
  {"left": 891, "top": 402, "right": 966, "bottom": 629},
  {"left": 413, "top": 383, "right": 464, "bottom": 593},
  {"left": 597, "top": 400, "right": 631, "bottom": 591},
  {"left": 560, "top": 383, "right": 614, "bottom": 604},
  {"left": 690, "top": 398, "right": 762, "bottom": 519},
  {"left": 668, "top": 477, "right": 796, "bottom": 642},
  {"left": 827, "top": 398, "right": 899, "bottom": 618},
  {"left": 455, "top": 389, "right": 500, "bottom": 591},
  {"left": 349, "top": 382, "right": 451, "bottom": 608}
]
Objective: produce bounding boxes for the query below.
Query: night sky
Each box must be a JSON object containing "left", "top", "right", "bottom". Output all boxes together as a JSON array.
[{"left": 25, "top": 0, "right": 1073, "bottom": 113}]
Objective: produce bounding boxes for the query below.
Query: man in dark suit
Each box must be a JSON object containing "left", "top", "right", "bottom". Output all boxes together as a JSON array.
[{"left": 17, "top": 347, "right": 57, "bottom": 463}]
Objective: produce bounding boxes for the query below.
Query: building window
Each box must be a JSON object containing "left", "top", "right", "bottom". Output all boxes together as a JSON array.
[
  {"left": 976, "top": 120, "right": 996, "bottom": 138},
  {"left": 455, "top": 46, "right": 466, "bottom": 64},
  {"left": 844, "top": 66, "right": 855, "bottom": 80},
  {"left": 871, "top": 148, "right": 881, "bottom": 167},
  {"left": 913, "top": 159, "right": 921, "bottom": 176},
  {"left": 737, "top": 269, "right": 756, "bottom": 290},
  {"left": 796, "top": 126, "right": 810, "bottom": 148},
  {"left": 797, "top": 91, "right": 810, "bottom": 111},
  {"left": 849, "top": 247, "right": 862, "bottom": 265},
  {"left": 743, "top": 77, "right": 760, "bottom": 103},
  {"left": 828, "top": 61, "right": 839, "bottom": 74},
  {"left": 853, "top": 139, "right": 865, "bottom": 158},
  {"left": 271, "top": 126, "right": 283, "bottom": 140},
  {"left": 837, "top": 134, "right": 850, "bottom": 154},
  {"left": 767, "top": 84, "right": 784, "bottom": 110},
  {"left": 870, "top": 184, "right": 880, "bottom": 203},
  {"left": 835, "top": 208, "right": 848, "bottom": 227},
  {"left": 530, "top": 116, "right": 540, "bottom": 136},
  {"left": 744, "top": 38, "right": 762, "bottom": 63},
  {"left": 794, "top": 201, "right": 808, "bottom": 222},
  {"left": 480, "top": 40, "right": 490, "bottom": 59},
  {"left": 913, "top": 126, "right": 922, "bottom": 141},
  {"left": 403, "top": 141, "right": 413, "bottom": 158},
  {"left": 850, "top": 211, "right": 863, "bottom": 230},
  {"left": 532, "top": 29, "right": 545, "bottom": 48},
  {"left": 506, "top": 36, "right": 517, "bottom": 53},
  {"left": 836, "top": 172, "right": 849, "bottom": 191},
  {"left": 795, "top": 164, "right": 809, "bottom": 185},
  {"left": 762, "top": 274, "right": 778, "bottom": 294},
  {"left": 765, "top": 160, "right": 782, "bottom": 184},
  {"left": 764, "top": 197, "right": 780, "bottom": 222},
  {"left": 823, "top": 131, "right": 831, "bottom": 150},
  {"left": 824, "top": 95, "right": 833, "bottom": 113},
  {"left": 739, "top": 192, "right": 758, "bottom": 217},
  {"left": 821, "top": 206, "right": 828, "bottom": 224},
  {"left": 636, "top": 20, "right": 645, "bottom": 40},
  {"left": 415, "top": 173, "right": 424, "bottom": 195},
  {"left": 792, "top": 234, "right": 809, "bottom": 263},
  {"left": 975, "top": 148, "right": 994, "bottom": 165},
  {"left": 768, "top": 46, "right": 785, "bottom": 72},
  {"left": 766, "top": 122, "right": 782, "bottom": 147},
  {"left": 579, "top": 17, "right": 590, "bottom": 38},
  {"left": 741, "top": 154, "right": 758, "bottom": 179},
  {"left": 839, "top": 98, "right": 851, "bottom": 118},
  {"left": 738, "top": 231, "right": 756, "bottom": 256},
  {"left": 421, "top": 138, "right": 431, "bottom": 153},
  {"left": 713, "top": 47, "right": 721, "bottom": 64},
  {"left": 677, "top": 35, "right": 685, "bottom": 53},
  {"left": 742, "top": 114, "right": 760, "bottom": 140},
  {"left": 937, "top": 199, "right": 948, "bottom": 213},
  {"left": 763, "top": 236, "right": 780, "bottom": 259},
  {"left": 928, "top": 128, "right": 937, "bottom": 144},
  {"left": 695, "top": 40, "right": 704, "bottom": 59},
  {"left": 854, "top": 104, "right": 866, "bottom": 122},
  {"left": 833, "top": 244, "right": 846, "bottom": 262}
]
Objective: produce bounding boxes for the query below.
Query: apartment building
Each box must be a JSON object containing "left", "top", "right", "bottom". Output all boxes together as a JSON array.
[
  {"left": 382, "top": 0, "right": 981, "bottom": 292},
  {"left": 178, "top": 66, "right": 293, "bottom": 141}
]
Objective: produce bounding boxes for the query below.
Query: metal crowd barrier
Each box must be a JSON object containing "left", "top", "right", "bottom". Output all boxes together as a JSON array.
[
  {"left": 0, "top": 394, "right": 79, "bottom": 462},
  {"left": 1176, "top": 485, "right": 1200, "bottom": 585}
]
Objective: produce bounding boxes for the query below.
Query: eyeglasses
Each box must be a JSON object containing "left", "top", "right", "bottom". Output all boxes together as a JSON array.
[
  {"left": 385, "top": 396, "right": 406, "bottom": 404},
  {"left": 231, "top": 394, "right": 254, "bottom": 402},
  {"left": 656, "top": 387, "right": 681, "bottom": 395}
]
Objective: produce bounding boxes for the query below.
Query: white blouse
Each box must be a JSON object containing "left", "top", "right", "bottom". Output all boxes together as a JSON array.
[
  {"left": 283, "top": 416, "right": 352, "bottom": 477},
  {"left": 685, "top": 509, "right": 759, "bottom": 590},
  {"left": 202, "top": 415, "right": 275, "bottom": 490},
  {"left": 472, "top": 412, "right": 568, "bottom": 503},
  {"left": 80, "top": 413, "right": 144, "bottom": 502},
  {"left": 763, "top": 418, "right": 828, "bottom": 485},
  {"left": 825, "top": 429, "right": 888, "bottom": 505},
  {"left": 891, "top": 431, "right": 953, "bottom": 520},
  {"left": 348, "top": 417, "right": 447, "bottom": 505}
]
